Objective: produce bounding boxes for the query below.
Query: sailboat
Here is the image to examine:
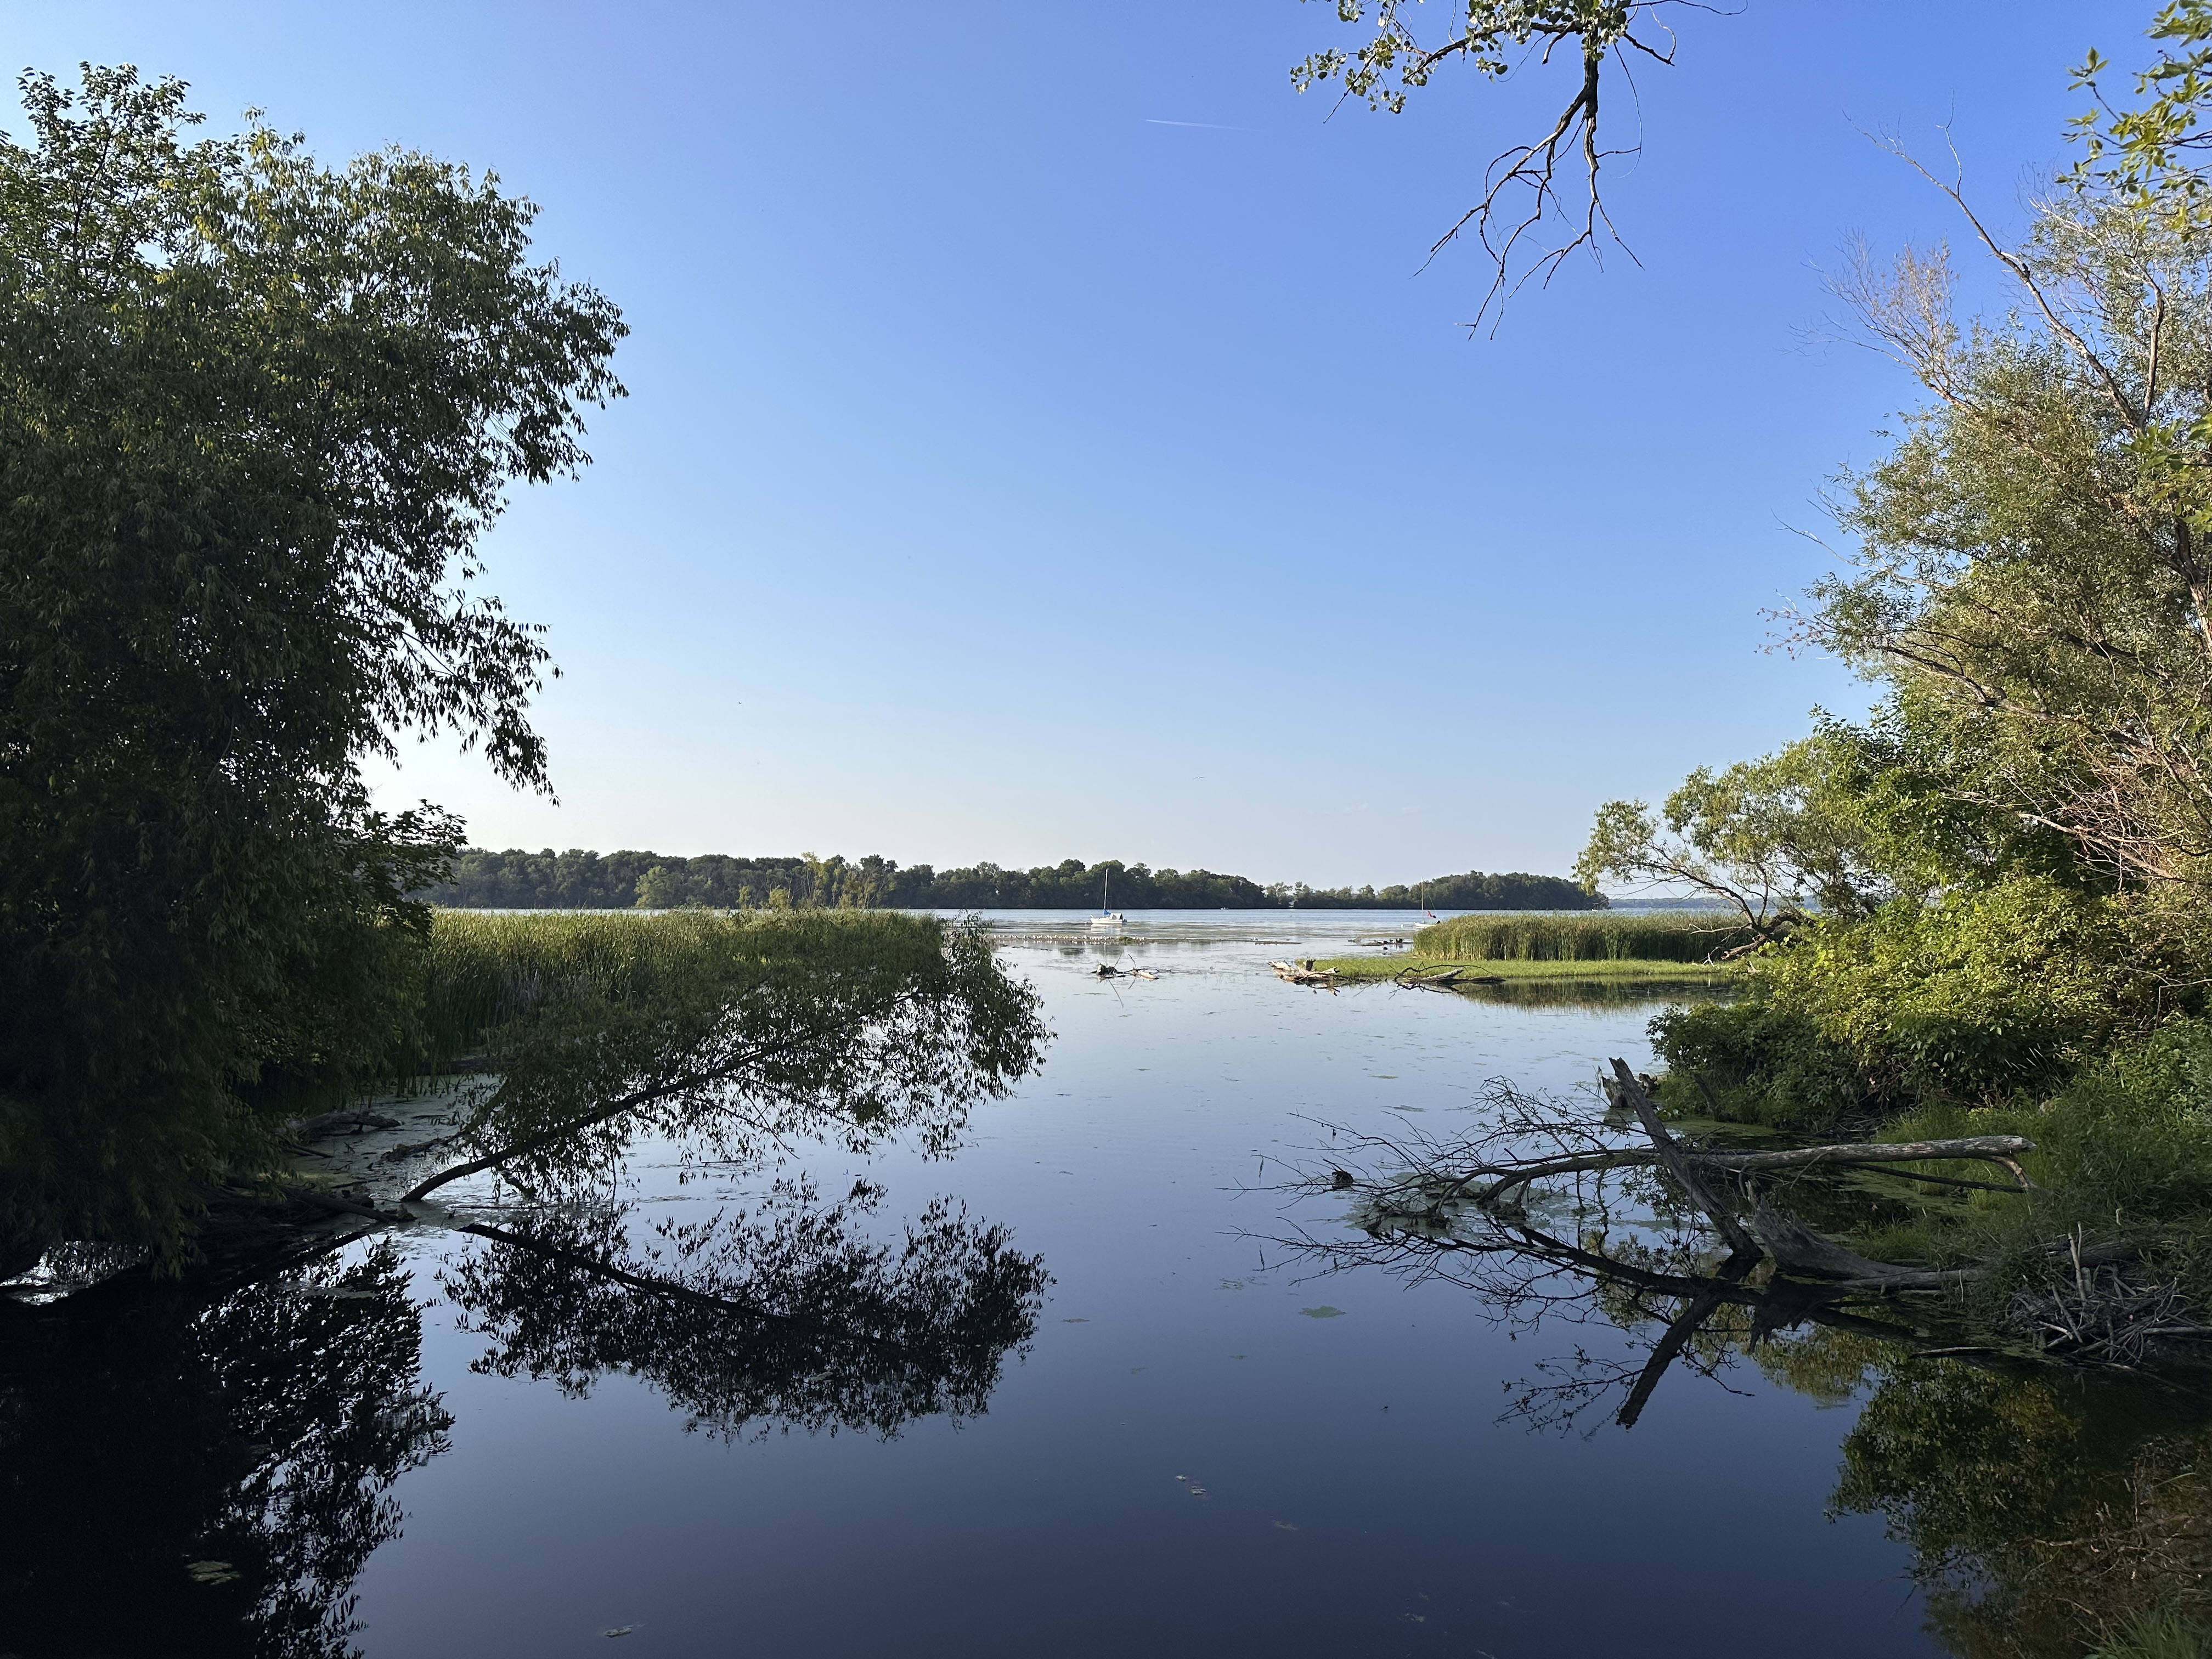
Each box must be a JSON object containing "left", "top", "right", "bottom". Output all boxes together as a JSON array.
[{"left": 1090, "top": 867, "right": 1126, "bottom": 928}]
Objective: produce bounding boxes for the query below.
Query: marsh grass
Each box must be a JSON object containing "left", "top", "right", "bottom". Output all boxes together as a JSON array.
[
  {"left": 1311, "top": 954, "right": 1740, "bottom": 988},
  {"left": 1414, "top": 912, "right": 1757, "bottom": 963},
  {"left": 2090, "top": 1610, "right": 2212, "bottom": 1659},
  {"left": 405, "top": 907, "right": 963, "bottom": 1074}
]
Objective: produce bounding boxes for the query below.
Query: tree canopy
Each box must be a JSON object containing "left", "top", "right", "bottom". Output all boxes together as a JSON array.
[
  {"left": 421, "top": 847, "right": 1605, "bottom": 911},
  {"left": 1571, "top": 6, "right": 2212, "bottom": 1125},
  {"left": 0, "top": 65, "right": 624, "bottom": 1265}
]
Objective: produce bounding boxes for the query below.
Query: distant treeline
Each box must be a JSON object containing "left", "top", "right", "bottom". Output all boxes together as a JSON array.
[{"left": 419, "top": 850, "right": 1606, "bottom": 912}]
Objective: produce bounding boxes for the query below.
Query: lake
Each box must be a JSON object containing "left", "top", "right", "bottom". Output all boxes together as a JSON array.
[{"left": 4, "top": 911, "right": 2197, "bottom": 1657}]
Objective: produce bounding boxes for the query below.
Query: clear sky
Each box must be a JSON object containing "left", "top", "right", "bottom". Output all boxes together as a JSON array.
[{"left": 9, "top": 2, "right": 2127, "bottom": 883}]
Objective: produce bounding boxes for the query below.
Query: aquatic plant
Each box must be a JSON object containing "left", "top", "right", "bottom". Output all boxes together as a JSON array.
[
  {"left": 386, "top": 907, "right": 1047, "bottom": 1206},
  {"left": 1413, "top": 911, "right": 1757, "bottom": 964}
]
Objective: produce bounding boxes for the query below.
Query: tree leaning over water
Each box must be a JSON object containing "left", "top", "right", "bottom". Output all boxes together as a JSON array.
[{"left": 0, "top": 65, "right": 626, "bottom": 1268}]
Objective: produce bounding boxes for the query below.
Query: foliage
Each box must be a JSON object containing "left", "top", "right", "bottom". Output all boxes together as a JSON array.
[
  {"left": 2072, "top": 1, "right": 2212, "bottom": 232},
  {"left": 1307, "top": 953, "right": 1738, "bottom": 990},
  {"left": 421, "top": 847, "right": 1602, "bottom": 911},
  {"left": 1592, "top": 8, "right": 2212, "bottom": 1131},
  {"left": 1833, "top": 1022, "right": 2212, "bottom": 1294},
  {"left": 1654, "top": 876, "right": 2187, "bottom": 1124},
  {"left": 1825, "top": 1354, "right": 2212, "bottom": 1657},
  {"left": 1807, "top": 189, "right": 2212, "bottom": 895},
  {"left": 405, "top": 909, "right": 1048, "bottom": 1198},
  {"left": 0, "top": 66, "right": 623, "bottom": 1265},
  {"left": 1575, "top": 727, "right": 1890, "bottom": 944}
]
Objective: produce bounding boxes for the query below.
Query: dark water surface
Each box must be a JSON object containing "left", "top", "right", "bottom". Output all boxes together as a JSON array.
[{"left": 8, "top": 913, "right": 2197, "bottom": 1657}]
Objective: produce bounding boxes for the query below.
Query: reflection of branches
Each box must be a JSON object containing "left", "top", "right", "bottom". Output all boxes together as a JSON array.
[
  {"left": 396, "top": 917, "right": 1047, "bottom": 1207},
  {"left": 1833, "top": 1353, "right": 2212, "bottom": 1652},
  {"left": 1249, "top": 1072, "right": 2063, "bottom": 1434},
  {"left": 439, "top": 1180, "right": 1051, "bottom": 1440},
  {"left": 0, "top": 1240, "right": 448, "bottom": 1659},
  {"left": 0, "top": 1170, "right": 1051, "bottom": 1652}
]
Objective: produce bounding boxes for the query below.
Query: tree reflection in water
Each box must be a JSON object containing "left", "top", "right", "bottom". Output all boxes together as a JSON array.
[
  {"left": 439, "top": 1178, "right": 1051, "bottom": 1438},
  {"left": 0, "top": 1242, "right": 447, "bottom": 1659},
  {"left": 1271, "top": 1128, "right": 2212, "bottom": 1656},
  {"left": 0, "top": 1181, "right": 1045, "bottom": 1656}
]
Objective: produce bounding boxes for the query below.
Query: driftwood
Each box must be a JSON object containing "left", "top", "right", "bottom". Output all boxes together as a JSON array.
[
  {"left": 1323, "top": 1062, "right": 2067, "bottom": 1299},
  {"left": 1394, "top": 966, "right": 1504, "bottom": 990},
  {"left": 280, "top": 1184, "right": 411, "bottom": 1224},
  {"left": 1607, "top": 1060, "right": 1762, "bottom": 1260},
  {"left": 1271, "top": 960, "right": 1338, "bottom": 986},
  {"left": 1260, "top": 1066, "right": 2209, "bottom": 1422},
  {"left": 289, "top": 1109, "right": 402, "bottom": 1138}
]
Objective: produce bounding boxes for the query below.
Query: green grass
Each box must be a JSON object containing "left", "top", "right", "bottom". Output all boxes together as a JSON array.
[
  {"left": 1413, "top": 911, "right": 1756, "bottom": 963},
  {"left": 409, "top": 907, "right": 960, "bottom": 1070},
  {"left": 2089, "top": 1610, "right": 2212, "bottom": 1659},
  {"left": 1307, "top": 954, "right": 1742, "bottom": 986}
]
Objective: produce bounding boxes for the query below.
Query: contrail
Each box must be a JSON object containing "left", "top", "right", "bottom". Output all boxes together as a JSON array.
[{"left": 1144, "top": 119, "right": 1254, "bottom": 132}]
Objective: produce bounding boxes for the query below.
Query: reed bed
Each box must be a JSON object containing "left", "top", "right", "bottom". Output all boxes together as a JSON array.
[
  {"left": 1312, "top": 954, "right": 1740, "bottom": 986},
  {"left": 1413, "top": 911, "right": 1757, "bottom": 964},
  {"left": 410, "top": 907, "right": 955, "bottom": 1069}
]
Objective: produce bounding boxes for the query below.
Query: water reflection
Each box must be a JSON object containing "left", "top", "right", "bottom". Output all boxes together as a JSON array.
[
  {"left": 1272, "top": 1141, "right": 2212, "bottom": 1656},
  {"left": 0, "top": 1180, "right": 1045, "bottom": 1656},
  {"left": 1833, "top": 1356, "right": 2211, "bottom": 1655},
  {"left": 0, "top": 1242, "right": 446, "bottom": 1659},
  {"left": 441, "top": 1178, "right": 1049, "bottom": 1439}
]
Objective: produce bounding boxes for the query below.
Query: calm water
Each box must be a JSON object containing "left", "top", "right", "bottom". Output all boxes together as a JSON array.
[{"left": 5, "top": 912, "right": 2196, "bottom": 1657}]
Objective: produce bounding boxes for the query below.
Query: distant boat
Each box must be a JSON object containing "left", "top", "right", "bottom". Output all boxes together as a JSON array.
[{"left": 1090, "top": 867, "right": 1126, "bottom": 928}]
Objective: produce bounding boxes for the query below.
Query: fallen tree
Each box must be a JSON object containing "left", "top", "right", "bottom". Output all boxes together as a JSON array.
[{"left": 1268, "top": 1060, "right": 2211, "bottom": 1400}]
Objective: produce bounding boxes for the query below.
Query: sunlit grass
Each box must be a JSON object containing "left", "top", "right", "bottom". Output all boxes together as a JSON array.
[
  {"left": 1413, "top": 911, "right": 1756, "bottom": 963},
  {"left": 1307, "top": 954, "right": 1742, "bottom": 986},
  {"left": 409, "top": 907, "right": 957, "bottom": 1071}
]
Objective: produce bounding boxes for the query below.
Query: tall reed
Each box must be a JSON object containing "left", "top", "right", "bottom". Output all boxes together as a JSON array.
[
  {"left": 1414, "top": 912, "right": 1756, "bottom": 964},
  {"left": 407, "top": 908, "right": 958, "bottom": 1071}
]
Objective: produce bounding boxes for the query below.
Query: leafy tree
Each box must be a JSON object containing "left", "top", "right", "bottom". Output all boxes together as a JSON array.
[
  {"left": 1575, "top": 8, "right": 2212, "bottom": 1122},
  {"left": 1574, "top": 727, "right": 1886, "bottom": 946},
  {"left": 400, "top": 911, "right": 1048, "bottom": 1205},
  {"left": 0, "top": 66, "right": 624, "bottom": 1266}
]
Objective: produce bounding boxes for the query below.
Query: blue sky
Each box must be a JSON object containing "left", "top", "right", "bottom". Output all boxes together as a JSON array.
[{"left": 10, "top": 2, "right": 2127, "bottom": 883}]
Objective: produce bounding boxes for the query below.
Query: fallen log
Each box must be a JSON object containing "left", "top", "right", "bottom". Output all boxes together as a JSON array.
[
  {"left": 1387, "top": 1132, "right": 2044, "bottom": 1213},
  {"left": 289, "top": 1109, "right": 402, "bottom": 1138},
  {"left": 1690, "top": 1135, "right": 2038, "bottom": 1189},
  {"left": 1609, "top": 1060, "right": 1763, "bottom": 1260},
  {"left": 1394, "top": 966, "right": 1506, "bottom": 990},
  {"left": 280, "top": 1184, "right": 412, "bottom": 1224},
  {"left": 1271, "top": 960, "right": 1338, "bottom": 986}
]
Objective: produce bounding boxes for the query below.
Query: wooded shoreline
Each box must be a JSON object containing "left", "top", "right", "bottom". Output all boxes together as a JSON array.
[{"left": 419, "top": 848, "right": 1607, "bottom": 913}]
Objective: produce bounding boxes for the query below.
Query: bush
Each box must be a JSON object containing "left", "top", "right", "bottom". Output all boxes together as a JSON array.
[{"left": 1652, "top": 877, "right": 2181, "bottom": 1125}]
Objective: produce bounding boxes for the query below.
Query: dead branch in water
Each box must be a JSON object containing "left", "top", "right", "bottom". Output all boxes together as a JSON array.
[
  {"left": 1249, "top": 1069, "right": 2208, "bottom": 1427},
  {"left": 1267, "top": 1064, "right": 2200, "bottom": 1358},
  {"left": 1394, "top": 966, "right": 1505, "bottom": 990}
]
